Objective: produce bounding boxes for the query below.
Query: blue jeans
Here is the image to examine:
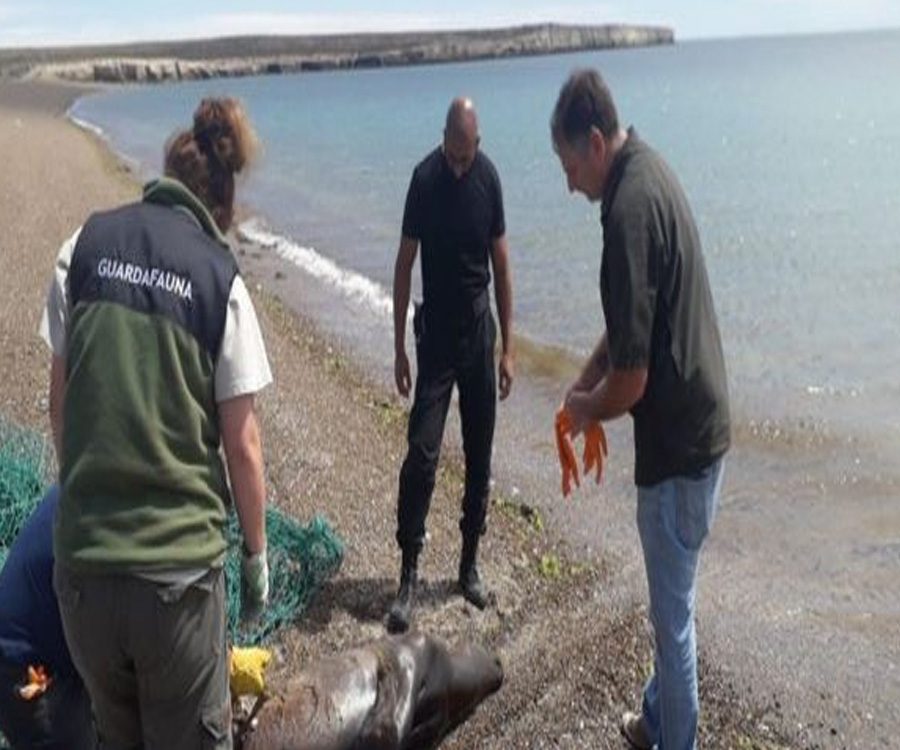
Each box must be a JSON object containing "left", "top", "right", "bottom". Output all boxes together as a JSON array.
[{"left": 636, "top": 457, "right": 725, "bottom": 750}]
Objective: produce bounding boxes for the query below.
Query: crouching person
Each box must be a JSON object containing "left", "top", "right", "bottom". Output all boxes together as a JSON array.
[{"left": 0, "top": 485, "right": 95, "bottom": 750}]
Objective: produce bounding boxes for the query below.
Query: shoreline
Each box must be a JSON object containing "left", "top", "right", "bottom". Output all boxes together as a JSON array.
[
  {"left": 0, "top": 77, "right": 878, "bottom": 748},
  {"left": 3, "top": 23, "right": 673, "bottom": 83}
]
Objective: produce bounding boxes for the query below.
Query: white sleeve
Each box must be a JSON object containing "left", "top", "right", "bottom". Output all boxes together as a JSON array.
[
  {"left": 39, "top": 227, "right": 81, "bottom": 357},
  {"left": 214, "top": 275, "right": 273, "bottom": 402}
]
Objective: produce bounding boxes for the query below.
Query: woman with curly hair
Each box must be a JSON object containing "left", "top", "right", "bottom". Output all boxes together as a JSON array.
[{"left": 41, "top": 97, "right": 271, "bottom": 749}]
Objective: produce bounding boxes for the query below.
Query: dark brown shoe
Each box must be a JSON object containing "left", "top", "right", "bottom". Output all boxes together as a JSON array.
[
  {"left": 457, "top": 565, "right": 490, "bottom": 610},
  {"left": 386, "top": 549, "right": 418, "bottom": 633},
  {"left": 620, "top": 711, "right": 653, "bottom": 750},
  {"left": 386, "top": 576, "right": 415, "bottom": 633},
  {"left": 458, "top": 533, "right": 492, "bottom": 610}
]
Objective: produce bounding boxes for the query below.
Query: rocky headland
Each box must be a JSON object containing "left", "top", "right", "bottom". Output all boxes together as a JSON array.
[{"left": 0, "top": 23, "right": 673, "bottom": 83}]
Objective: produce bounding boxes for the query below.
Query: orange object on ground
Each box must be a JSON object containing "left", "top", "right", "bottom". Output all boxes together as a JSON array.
[
  {"left": 554, "top": 407, "right": 580, "bottom": 497},
  {"left": 18, "top": 664, "right": 52, "bottom": 701}
]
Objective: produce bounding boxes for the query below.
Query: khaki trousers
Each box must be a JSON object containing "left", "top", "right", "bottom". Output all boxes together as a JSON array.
[{"left": 54, "top": 566, "right": 231, "bottom": 750}]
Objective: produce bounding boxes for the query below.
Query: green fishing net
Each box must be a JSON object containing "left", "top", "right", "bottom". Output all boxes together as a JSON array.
[
  {"left": 225, "top": 509, "right": 344, "bottom": 645},
  {"left": 0, "top": 416, "right": 52, "bottom": 750},
  {"left": 0, "top": 414, "right": 344, "bottom": 747},
  {"left": 0, "top": 416, "right": 53, "bottom": 558}
]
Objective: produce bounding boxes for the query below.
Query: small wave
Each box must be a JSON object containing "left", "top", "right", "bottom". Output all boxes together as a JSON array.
[
  {"left": 513, "top": 335, "right": 582, "bottom": 384},
  {"left": 239, "top": 217, "right": 589, "bottom": 386},
  {"left": 804, "top": 383, "right": 863, "bottom": 398},
  {"left": 731, "top": 413, "right": 838, "bottom": 451},
  {"left": 731, "top": 414, "right": 831, "bottom": 444},
  {"left": 65, "top": 109, "right": 142, "bottom": 176},
  {"left": 238, "top": 218, "right": 393, "bottom": 318},
  {"left": 66, "top": 111, "right": 106, "bottom": 139}
]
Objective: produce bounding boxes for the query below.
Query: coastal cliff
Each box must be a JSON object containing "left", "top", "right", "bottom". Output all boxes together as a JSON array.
[{"left": 2, "top": 24, "right": 674, "bottom": 83}]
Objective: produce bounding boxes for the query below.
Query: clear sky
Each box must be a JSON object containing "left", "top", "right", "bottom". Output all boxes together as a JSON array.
[{"left": 1, "top": 0, "right": 898, "bottom": 48}]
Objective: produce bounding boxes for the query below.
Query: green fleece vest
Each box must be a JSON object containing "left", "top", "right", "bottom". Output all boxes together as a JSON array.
[{"left": 56, "top": 179, "right": 240, "bottom": 572}]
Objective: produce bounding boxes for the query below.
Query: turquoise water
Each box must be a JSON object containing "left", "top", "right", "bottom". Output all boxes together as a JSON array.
[{"left": 70, "top": 30, "right": 900, "bottom": 455}]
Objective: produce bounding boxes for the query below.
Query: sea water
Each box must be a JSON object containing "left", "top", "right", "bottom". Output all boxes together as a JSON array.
[{"left": 70, "top": 30, "right": 900, "bottom": 454}]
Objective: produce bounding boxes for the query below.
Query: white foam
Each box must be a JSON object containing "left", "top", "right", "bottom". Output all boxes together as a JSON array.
[
  {"left": 237, "top": 218, "right": 394, "bottom": 318},
  {"left": 66, "top": 112, "right": 105, "bottom": 139}
]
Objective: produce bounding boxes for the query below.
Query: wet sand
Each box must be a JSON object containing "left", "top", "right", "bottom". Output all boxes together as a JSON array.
[{"left": 4, "top": 77, "right": 891, "bottom": 748}]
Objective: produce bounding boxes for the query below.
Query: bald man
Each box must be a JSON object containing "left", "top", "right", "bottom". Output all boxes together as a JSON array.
[{"left": 388, "top": 97, "right": 513, "bottom": 632}]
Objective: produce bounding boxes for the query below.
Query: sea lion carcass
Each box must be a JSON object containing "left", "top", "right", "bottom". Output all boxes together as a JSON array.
[{"left": 239, "top": 632, "right": 503, "bottom": 749}]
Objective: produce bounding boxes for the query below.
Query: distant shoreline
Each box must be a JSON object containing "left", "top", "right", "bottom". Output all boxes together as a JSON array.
[{"left": 0, "top": 23, "right": 673, "bottom": 83}]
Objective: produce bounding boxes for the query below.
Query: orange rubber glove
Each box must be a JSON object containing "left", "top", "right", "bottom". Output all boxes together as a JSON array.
[
  {"left": 555, "top": 407, "right": 580, "bottom": 497},
  {"left": 582, "top": 421, "right": 609, "bottom": 484},
  {"left": 18, "top": 665, "right": 51, "bottom": 701}
]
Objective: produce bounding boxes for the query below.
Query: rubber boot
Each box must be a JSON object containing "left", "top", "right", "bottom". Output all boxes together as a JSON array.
[
  {"left": 458, "top": 534, "right": 490, "bottom": 610},
  {"left": 387, "top": 548, "right": 418, "bottom": 633}
]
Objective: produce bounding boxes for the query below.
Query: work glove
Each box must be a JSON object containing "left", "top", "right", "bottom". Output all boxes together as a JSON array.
[
  {"left": 554, "top": 407, "right": 580, "bottom": 497},
  {"left": 582, "top": 420, "right": 609, "bottom": 484},
  {"left": 555, "top": 407, "right": 609, "bottom": 497},
  {"left": 18, "top": 665, "right": 51, "bottom": 701},
  {"left": 240, "top": 544, "right": 269, "bottom": 623},
  {"left": 229, "top": 646, "right": 272, "bottom": 697}
]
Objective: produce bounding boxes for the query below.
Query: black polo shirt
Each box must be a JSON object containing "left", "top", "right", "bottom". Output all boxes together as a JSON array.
[
  {"left": 601, "top": 129, "right": 731, "bottom": 486},
  {"left": 402, "top": 147, "right": 505, "bottom": 319}
]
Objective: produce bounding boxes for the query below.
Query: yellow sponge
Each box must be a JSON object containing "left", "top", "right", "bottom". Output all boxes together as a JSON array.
[{"left": 229, "top": 646, "right": 271, "bottom": 697}]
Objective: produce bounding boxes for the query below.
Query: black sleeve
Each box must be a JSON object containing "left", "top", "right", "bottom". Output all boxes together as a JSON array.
[
  {"left": 401, "top": 168, "right": 422, "bottom": 240},
  {"left": 600, "top": 195, "right": 658, "bottom": 370},
  {"left": 490, "top": 167, "right": 506, "bottom": 239}
]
